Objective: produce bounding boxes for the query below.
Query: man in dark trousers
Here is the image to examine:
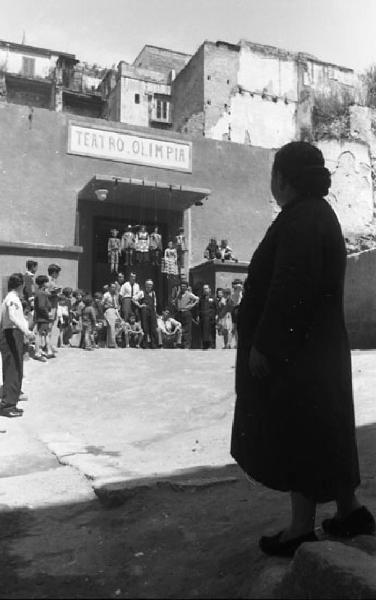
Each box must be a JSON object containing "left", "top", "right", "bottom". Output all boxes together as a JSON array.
[
  {"left": 0, "top": 273, "right": 34, "bottom": 417},
  {"left": 198, "top": 284, "right": 217, "bottom": 350},
  {"left": 133, "top": 279, "right": 159, "bottom": 349},
  {"left": 175, "top": 281, "right": 199, "bottom": 349}
]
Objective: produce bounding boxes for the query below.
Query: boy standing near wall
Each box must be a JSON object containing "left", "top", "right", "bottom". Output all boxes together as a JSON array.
[
  {"left": 0, "top": 274, "right": 35, "bottom": 417},
  {"left": 23, "top": 260, "right": 38, "bottom": 303}
]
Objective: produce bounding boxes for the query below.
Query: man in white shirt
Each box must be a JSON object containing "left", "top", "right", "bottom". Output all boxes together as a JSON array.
[
  {"left": 119, "top": 272, "right": 141, "bottom": 322},
  {"left": 157, "top": 309, "right": 182, "bottom": 348},
  {"left": 132, "top": 279, "right": 159, "bottom": 349},
  {"left": 0, "top": 273, "right": 34, "bottom": 417}
]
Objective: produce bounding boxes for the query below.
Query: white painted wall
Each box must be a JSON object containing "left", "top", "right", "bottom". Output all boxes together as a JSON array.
[
  {"left": 238, "top": 46, "right": 298, "bottom": 100},
  {"left": 319, "top": 140, "right": 373, "bottom": 234},
  {"left": 0, "top": 47, "right": 57, "bottom": 78},
  {"left": 119, "top": 77, "right": 170, "bottom": 126},
  {"left": 208, "top": 93, "right": 297, "bottom": 148}
]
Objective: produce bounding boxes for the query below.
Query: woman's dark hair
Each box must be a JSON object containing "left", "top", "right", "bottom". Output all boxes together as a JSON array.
[
  {"left": 36, "top": 275, "right": 49, "bottom": 287},
  {"left": 62, "top": 286, "right": 73, "bottom": 296},
  {"left": 273, "top": 141, "right": 331, "bottom": 197},
  {"left": 8, "top": 273, "right": 24, "bottom": 291},
  {"left": 83, "top": 295, "right": 93, "bottom": 306}
]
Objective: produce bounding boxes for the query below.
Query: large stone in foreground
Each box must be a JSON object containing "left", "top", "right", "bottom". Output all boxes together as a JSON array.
[{"left": 277, "top": 540, "right": 376, "bottom": 599}]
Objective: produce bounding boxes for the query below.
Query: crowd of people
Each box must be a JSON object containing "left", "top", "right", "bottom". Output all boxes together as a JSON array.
[{"left": 0, "top": 259, "right": 243, "bottom": 417}]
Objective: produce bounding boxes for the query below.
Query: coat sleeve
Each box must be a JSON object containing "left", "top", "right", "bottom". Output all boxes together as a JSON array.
[{"left": 253, "top": 215, "right": 322, "bottom": 363}]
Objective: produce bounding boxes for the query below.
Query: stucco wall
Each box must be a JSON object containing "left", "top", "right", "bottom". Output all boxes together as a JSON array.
[
  {"left": 119, "top": 77, "right": 170, "bottom": 127},
  {"left": 318, "top": 139, "right": 373, "bottom": 235},
  {"left": 0, "top": 102, "right": 274, "bottom": 288},
  {"left": 238, "top": 44, "right": 298, "bottom": 101},
  {"left": 208, "top": 92, "right": 297, "bottom": 148},
  {"left": 203, "top": 42, "right": 240, "bottom": 133},
  {"left": 344, "top": 249, "right": 376, "bottom": 348},
  {"left": 0, "top": 47, "right": 57, "bottom": 79},
  {"left": 172, "top": 44, "right": 205, "bottom": 135},
  {"left": 204, "top": 42, "right": 298, "bottom": 148}
]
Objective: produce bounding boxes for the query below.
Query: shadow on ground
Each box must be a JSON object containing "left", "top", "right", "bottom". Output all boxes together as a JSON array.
[{"left": 1, "top": 423, "right": 375, "bottom": 600}]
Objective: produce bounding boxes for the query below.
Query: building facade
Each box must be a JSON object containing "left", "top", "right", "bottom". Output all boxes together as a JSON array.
[{"left": 0, "top": 37, "right": 376, "bottom": 345}]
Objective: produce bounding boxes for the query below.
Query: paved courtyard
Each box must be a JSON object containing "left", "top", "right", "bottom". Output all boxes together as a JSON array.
[{"left": 0, "top": 348, "right": 375, "bottom": 598}]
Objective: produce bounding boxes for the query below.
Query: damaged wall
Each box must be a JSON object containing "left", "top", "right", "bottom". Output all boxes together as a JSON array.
[
  {"left": 172, "top": 44, "right": 205, "bottom": 136},
  {"left": 318, "top": 139, "right": 373, "bottom": 235}
]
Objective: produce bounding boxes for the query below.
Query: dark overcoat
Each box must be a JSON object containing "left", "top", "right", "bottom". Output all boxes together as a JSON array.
[
  {"left": 198, "top": 295, "right": 217, "bottom": 344},
  {"left": 231, "top": 196, "right": 360, "bottom": 503}
]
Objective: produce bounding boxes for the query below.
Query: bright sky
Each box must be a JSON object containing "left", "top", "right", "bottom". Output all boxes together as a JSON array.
[{"left": 2, "top": 0, "right": 376, "bottom": 72}]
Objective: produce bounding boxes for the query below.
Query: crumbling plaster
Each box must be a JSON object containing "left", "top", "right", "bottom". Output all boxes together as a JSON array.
[
  {"left": 206, "top": 45, "right": 298, "bottom": 148},
  {"left": 319, "top": 140, "right": 374, "bottom": 235}
]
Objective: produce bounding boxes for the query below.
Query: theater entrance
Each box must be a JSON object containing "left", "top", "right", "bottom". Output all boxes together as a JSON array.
[{"left": 77, "top": 175, "right": 210, "bottom": 311}]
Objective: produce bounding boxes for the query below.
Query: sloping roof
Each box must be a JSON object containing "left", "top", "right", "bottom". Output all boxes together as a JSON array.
[
  {"left": 0, "top": 39, "right": 76, "bottom": 60},
  {"left": 133, "top": 44, "right": 191, "bottom": 75}
]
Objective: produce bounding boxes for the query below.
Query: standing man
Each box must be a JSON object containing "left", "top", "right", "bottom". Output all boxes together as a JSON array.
[
  {"left": 120, "top": 272, "right": 141, "bottom": 323},
  {"left": 231, "top": 278, "right": 243, "bottom": 349},
  {"left": 0, "top": 274, "right": 34, "bottom": 417},
  {"left": 198, "top": 284, "right": 217, "bottom": 350},
  {"left": 175, "top": 281, "right": 199, "bottom": 349},
  {"left": 133, "top": 279, "right": 159, "bottom": 349},
  {"left": 23, "top": 259, "right": 38, "bottom": 303},
  {"left": 114, "top": 273, "right": 125, "bottom": 297}
]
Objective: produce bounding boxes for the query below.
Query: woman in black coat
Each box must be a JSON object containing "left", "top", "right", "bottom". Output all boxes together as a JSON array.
[{"left": 231, "top": 141, "right": 375, "bottom": 557}]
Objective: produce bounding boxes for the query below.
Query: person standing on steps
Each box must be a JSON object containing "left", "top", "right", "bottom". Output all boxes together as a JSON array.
[{"left": 231, "top": 141, "right": 375, "bottom": 558}]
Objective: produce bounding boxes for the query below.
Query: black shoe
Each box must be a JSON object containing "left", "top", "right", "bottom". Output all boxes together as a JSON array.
[
  {"left": 322, "top": 506, "right": 376, "bottom": 538},
  {"left": 0, "top": 406, "right": 23, "bottom": 418},
  {"left": 259, "top": 530, "right": 318, "bottom": 557}
]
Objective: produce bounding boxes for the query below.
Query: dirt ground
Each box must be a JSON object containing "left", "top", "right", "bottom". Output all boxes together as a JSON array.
[{"left": 0, "top": 349, "right": 375, "bottom": 599}]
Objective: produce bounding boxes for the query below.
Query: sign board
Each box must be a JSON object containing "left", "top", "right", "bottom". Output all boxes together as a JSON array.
[{"left": 67, "top": 123, "right": 192, "bottom": 172}]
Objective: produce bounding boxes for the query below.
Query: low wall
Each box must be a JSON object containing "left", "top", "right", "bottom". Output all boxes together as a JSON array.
[{"left": 345, "top": 249, "right": 376, "bottom": 349}]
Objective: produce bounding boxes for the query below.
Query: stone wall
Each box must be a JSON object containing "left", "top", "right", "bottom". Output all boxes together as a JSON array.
[
  {"left": 344, "top": 248, "right": 376, "bottom": 348},
  {"left": 172, "top": 44, "right": 205, "bottom": 135},
  {"left": 318, "top": 139, "right": 374, "bottom": 236}
]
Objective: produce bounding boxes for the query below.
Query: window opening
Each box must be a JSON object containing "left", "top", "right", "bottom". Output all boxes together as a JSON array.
[{"left": 22, "top": 56, "right": 35, "bottom": 78}]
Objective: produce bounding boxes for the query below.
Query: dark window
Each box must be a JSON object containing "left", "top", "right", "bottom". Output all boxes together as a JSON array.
[
  {"left": 22, "top": 56, "right": 35, "bottom": 78},
  {"left": 135, "top": 94, "right": 140, "bottom": 104},
  {"left": 207, "top": 75, "right": 211, "bottom": 80},
  {"left": 156, "top": 99, "right": 162, "bottom": 119},
  {"left": 207, "top": 99, "right": 211, "bottom": 105},
  {"left": 227, "top": 79, "right": 230, "bottom": 84}
]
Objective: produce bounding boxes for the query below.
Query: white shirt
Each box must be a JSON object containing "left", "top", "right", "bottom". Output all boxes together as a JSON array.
[
  {"left": 0, "top": 291, "right": 30, "bottom": 335},
  {"left": 158, "top": 317, "right": 181, "bottom": 334},
  {"left": 120, "top": 281, "right": 141, "bottom": 299}
]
